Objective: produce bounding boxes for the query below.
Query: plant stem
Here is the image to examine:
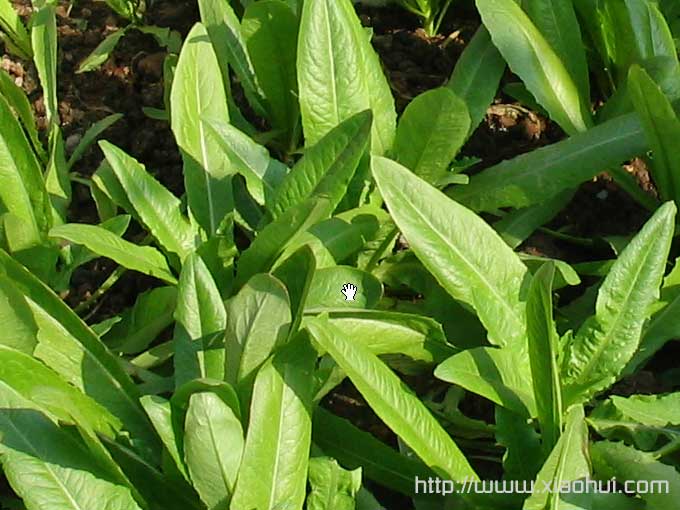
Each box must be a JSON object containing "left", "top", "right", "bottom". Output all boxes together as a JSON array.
[{"left": 75, "top": 265, "right": 127, "bottom": 317}]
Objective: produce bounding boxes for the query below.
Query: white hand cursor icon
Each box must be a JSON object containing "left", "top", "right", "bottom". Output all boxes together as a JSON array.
[{"left": 341, "top": 283, "right": 357, "bottom": 301}]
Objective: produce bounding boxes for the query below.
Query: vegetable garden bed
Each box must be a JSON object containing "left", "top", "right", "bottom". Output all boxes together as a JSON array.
[{"left": 1, "top": 0, "right": 680, "bottom": 509}]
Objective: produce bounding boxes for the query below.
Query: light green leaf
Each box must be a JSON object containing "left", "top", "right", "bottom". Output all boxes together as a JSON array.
[
  {"left": 105, "top": 286, "right": 177, "bottom": 355},
  {"left": 235, "top": 196, "right": 335, "bottom": 285},
  {"left": 392, "top": 88, "right": 470, "bottom": 185},
  {"left": 0, "top": 0, "right": 32, "bottom": 59},
  {"left": 174, "top": 254, "right": 226, "bottom": 388},
  {"left": 0, "top": 382, "right": 142, "bottom": 510},
  {"left": 0, "top": 68, "right": 46, "bottom": 162},
  {"left": 476, "top": 0, "right": 590, "bottom": 134},
  {"left": 628, "top": 65, "right": 680, "bottom": 202},
  {"left": 0, "top": 276, "right": 38, "bottom": 353},
  {"left": 435, "top": 347, "right": 536, "bottom": 417},
  {"left": 242, "top": 0, "right": 300, "bottom": 144},
  {"left": 225, "top": 274, "right": 291, "bottom": 404},
  {"left": 373, "top": 156, "right": 528, "bottom": 348},
  {"left": 99, "top": 141, "right": 197, "bottom": 259},
  {"left": 305, "top": 266, "right": 382, "bottom": 311},
  {"left": 561, "top": 202, "right": 676, "bottom": 406},
  {"left": 198, "top": 0, "right": 267, "bottom": 118},
  {"left": 270, "top": 110, "right": 372, "bottom": 219},
  {"left": 139, "top": 395, "right": 189, "bottom": 481},
  {"left": 230, "top": 335, "right": 316, "bottom": 510},
  {"left": 306, "top": 457, "right": 362, "bottom": 510},
  {"left": 447, "top": 111, "right": 649, "bottom": 212},
  {"left": 77, "top": 28, "right": 127, "bottom": 73},
  {"left": 49, "top": 223, "right": 177, "bottom": 284},
  {"left": 0, "top": 93, "right": 50, "bottom": 250},
  {"left": 447, "top": 26, "right": 505, "bottom": 133},
  {"left": 31, "top": 5, "right": 58, "bottom": 127},
  {"left": 67, "top": 113, "right": 123, "bottom": 169},
  {"left": 526, "top": 262, "right": 562, "bottom": 453},
  {"left": 591, "top": 441, "right": 680, "bottom": 510},
  {"left": 298, "top": 0, "right": 395, "bottom": 154},
  {"left": 524, "top": 0, "right": 590, "bottom": 109},
  {"left": 0, "top": 250, "right": 157, "bottom": 455},
  {"left": 184, "top": 392, "right": 244, "bottom": 509},
  {"left": 171, "top": 22, "right": 234, "bottom": 237},
  {"left": 307, "top": 316, "right": 478, "bottom": 482},
  {"left": 204, "top": 117, "right": 288, "bottom": 207},
  {"left": 272, "top": 245, "right": 316, "bottom": 336},
  {"left": 523, "top": 405, "right": 589, "bottom": 510},
  {"left": 0, "top": 345, "right": 121, "bottom": 438}
]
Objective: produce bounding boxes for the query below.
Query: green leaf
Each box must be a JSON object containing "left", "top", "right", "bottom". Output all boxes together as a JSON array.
[
  {"left": 272, "top": 245, "right": 316, "bottom": 336},
  {"left": 203, "top": 117, "right": 288, "bottom": 207},
  {"left": 77, "top": 28, "right": 127, "bottom": 73},
  {"left": 312, "top": 408, "right": 438, "bottom": 496},
  {"left": 198, "top": 0, "right": 268, "bottom": 118},
  {"left": 184, "top": 392, "right": 244, "bottom": 509},
  {"left": 0, "top": 93, "right": 51, "bottom": 250},
  {"left": 305, "top": 266, "right": 382, "bottom": 311},
  {"left": 269, "top": 110, "right": 372, "bottom": 219},
  {"left": 447, "top": 26, "right": 505, "bottom": 133},
  {"left": 242, "top": 0, "right": 300, "bottom": 145},
  {"left": 67, "top": 113, "right": 123, "bottom": 169},
  {"left": 435, "top": 347, "right": 536, "bottom": 417},
  {"left": 526, "top": 262, "right": 562, "bottom": 453},
  {"left": 561, "top": 202, "right": 676, "bottom": 406},
  {"left": 306, "top": 316, "right": 478, "bottom": 482},
  {"left": 31, "top": 5, "right": 58, "bottom": 127},
  {"left": 0, "top": 68, "right": 46, "bottom": 162},
  {"left": 235, "top": 196, "right": 335, "bottom": 285},
  {"left": 171, "top": 23, "right": 234, "bottom": 237},
  {"left": 629, "top": 257, "right": 680, "bottom": 372},
  {"left": 99, "top": 141, "right": 196, "bottom": 260},
  {"left": 104, "top": 286, "right": 177, "bottom": 355},
  {"left": 139, "top": 395, "right": 189, "bottom": 482},
  {"left": 49, "top": 223, "right": 177, "bottom": 284},
  {"left": 608, "top": 392, "right": 680, "bottom": 428},
  {"left": 524, "top": 0, "right": 590, "bottom": 109},
  {"left": 628, "top": 65, "right": 680, "bottom": 202},
  {"left": 591, "top": 441, "right": 680, "bottom": 510},
  {"left": 495, "top": 407, "right": 543, "bottom": 483},
  {"left": 524, "top": 405, "right": 589, "bottom": 510},
  {"left": 373, "top": 156, "right": 529, "bottom": 349},
  {"left": 321, "top": 310, "right": 455, "bottom": 371},
  {"left": 393, "top": 88, "right": 470, "bottom": 185},
  {"left": 0, "top": 0, "right": 32, "bottom": 59},
  {"left": 225, "top": 273, "right": 291, "bottom": 404},
  {"left": 174, "top": 254, "right": 226, "bottom": 388},
  {"left": 476, "top": 0, "right": 590, "bottom": 134},
  {"left": 306, "top": 457, "right": 362, "bottom": 510},
  {"left": 298, "top": 0, "right": 395, "bottom": 154},
  {"left": 230, "top": 335, "right": 316, "bottom": 510},
  {"left": 0, "top": 276, "right": 38, "bottom": 353},
  {"left": 0, "top": 382, "right": 143, "bottom": 510},
  {"left": 447, "top": 111, "right": 650, "bottom": 212},
  {"left": 0, "top": 250, "right": 157, "bottom": 455},
  {"left": 494, "top": 192, "right": 573, "bottom": 249},
  {"left": 0, "top": 345, "right": 121, "bottom": 438}
]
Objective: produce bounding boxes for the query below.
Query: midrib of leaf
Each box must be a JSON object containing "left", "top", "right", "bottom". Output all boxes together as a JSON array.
[
  {"left": 390, "top": 184, "right": 525, "bottom": 344},
  {"left": 1, "top": 415, "right": 87, "bottom": 510},
  {"left": 569, "top": 240, "right": 654, "bottom": 385},
  {"left": 266, "top": 364, "right": 288, "bottom": 510},
  {"left": 204, "top": 402, "right": 233, "bottom": 497},
  {"left": 195, "top": 76, "right": 217, "bottom": 235},
  {"left": 322, "top": 0, "right": 340, "bottom": 129},
  {"left": 549, "top": 416, "right": 580, "bottom": 510}
]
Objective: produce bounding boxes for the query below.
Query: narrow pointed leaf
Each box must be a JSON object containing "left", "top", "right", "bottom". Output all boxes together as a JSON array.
[
  {"left": 307, "top": 316, "right": 477, "bottom": 482},
  {"left": 230, "top": 336, "right": 316, "bottom": 510},
  {"left": 373, "top": 156, "right": 528, "bottom": 348}
]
